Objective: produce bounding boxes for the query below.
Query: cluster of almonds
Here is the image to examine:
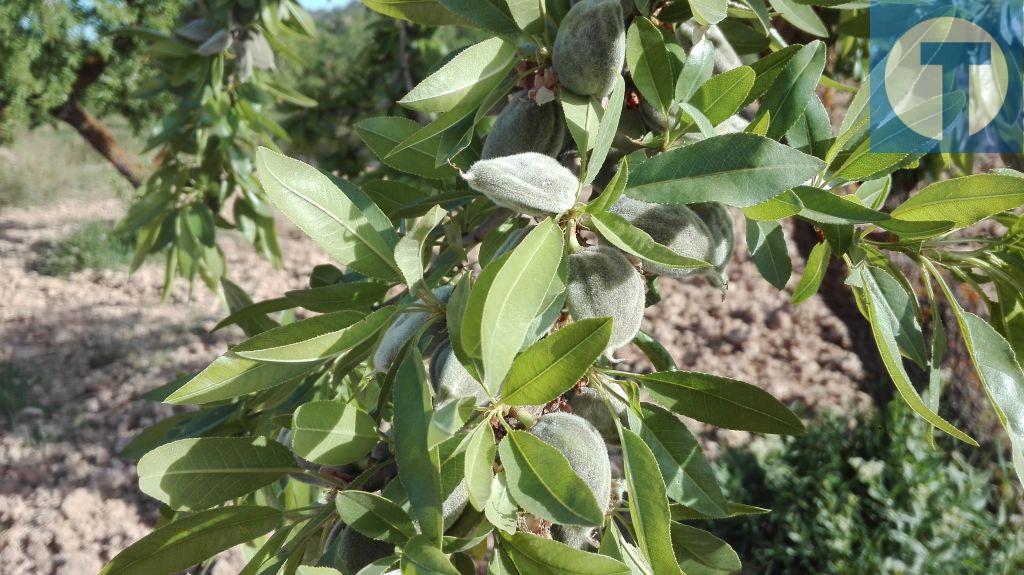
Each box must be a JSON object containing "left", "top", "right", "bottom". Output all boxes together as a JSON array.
[{"left": 320, "top": 2, "right": 735, "bottom": 568}]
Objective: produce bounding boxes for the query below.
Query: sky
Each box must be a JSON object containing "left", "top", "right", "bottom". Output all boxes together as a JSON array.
[{"left": 299, "top": 0, "right": 353, "bottom": 11}]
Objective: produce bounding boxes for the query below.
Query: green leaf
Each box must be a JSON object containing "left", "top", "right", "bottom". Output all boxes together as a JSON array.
[
  {"left": 99, "top": 506, "right": 281, "bottom": 575},
  {"left": 363, "top": 0, "right": 473, "bottom": 26},
  {"left": 633, "top": 330, "right": 678, "bottom": 372},
  {"left": 395, "top": 205, "right": 447, "bottom": 288},
  {"left": 464, "top": 421, "right": 496, "bottom": 510},
  {"left": 256, "top": 148, "right": 400, "bottom": 281},
  {"left": 212, "top": 297, "right": 293, "bottom": 334},
  {"left": 137, "top": 437, "right": 297, "bottom": 510},
  {"left": 928, "top": 270, "right": 1024, "bottom": 484},
  {"left": 670, "top": 522, "right": 742, "bottom": 575},
  {"left": 625, "top": 133, "right": 824, "bottom": 207},
  {"left": 670, "top": 502, "right": 770, "bottom": 521},
  {"left": 891, "top": 174, "right": 1024, "bottom": 229},
  {"left": 505, "top": 0, "right": 544, "bottom": 32},
  {"left": 741, "top": 190, "right": 803, "bottom": 221},
  {"left": 501, "top": 318, "right": 613, "bottom": 406},
  {"left": 768, "top": 0, "right": 828, "bottom": 37},
  {"left": 221, "top": 278, "right": 278, "bottom": 336},
  {"left": 785, "top": 93, "right": 833, "bottom": 159},
  {"left": 756, "top": 41, "right": 826, "bottom": 139},
  {"left": 690, "top": 67, "right": 755, "bottom": 126},
  {"left": 640, "top": 371, "right": 805, "bottom": 435},
  {"left": 439, "top": 0, "right": 518, "bottom": 34},
  {"left": 481, "top": 220, "right": 565, "bottom": 393},
  {"left": 501, "top": 532, "right": 630, "bottom": 574},
  {"left": 462, "top": 254, "right": 508, "bottom": 360},
  {"left": 285, "top": 282, "right": 389, "bottom": 313},
  {"left": 627, "top": 17, "right": 675, "bottom": 116},
  {"left": 428, "top": 397, "right": 477, "bottom": 448},
  {"left": 746, "top": 219, "right": 791, "bottom": 290},
  {"left": 629, "top": 403, "right": 726, "bottom": 517},
  {"left": 232, "top": 307, "right": 396, "bottom": 363},
  {"left": 587, "top": 157, "right": 629, "bottom": 215},
  {"left": 498, "top": 430, "right": 605, "bottom": 526},
  {"left": 618, "top": 427, "right": 683, "bottom": 575},
  {"left": 747, "top": 45, "right": 800, "bottom": 104},
  {"left": 853, "top": 176, "right": 892, "bottom": 211},
  {"left": 676, "top": 36, "right": 715, "bottom": 103},
  {"left": 335, "top": 491, "right": 418, "bottom": 545},
  {"left": 791, "top": 241, "right": 829, "bottom": 305},
  {"left": 292, "top": 401, "right": 378, "bottom": 466},
  {"left": 402, "top": 534, "right": 461, "bottom": 573},
  {"left": 584, "top": 76, "right": 626, "bottom": 186},
  {"left": 858, "top": 268, "right": 977, "bottom": 445},
  {"left": 165, "top": 354, "right": 314, "bottom": 405},
  {"left": 393, "top": 348, "right": 445, "bottom": 544},
  {"left": 690, "top": 0, "right": 727, "bottom": 25},
  {"left": 355, "top": 116, "right": 467, "bottom": 180},
  {"left": 562, "top": 89, "right": 601, "bottom": 154},
  {"left": 485, "top": 472, "right": 519, "bottom": 535},
  {"left": 864, "top": 267, "right": 928, "bottom": 369},
  {"left": 589, "top": 212, "right": 711, "bottom": 269},
  {"left": 399, "top": 37, "right": 516, "bottom": 113}
]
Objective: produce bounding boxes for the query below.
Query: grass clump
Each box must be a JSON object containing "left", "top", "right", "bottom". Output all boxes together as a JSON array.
[
  {"left": 34, "top": 220, "right": 135, "bottom": 277},
  {"left": 703, "top": 401, "right": 1024, "bottom": 574}
]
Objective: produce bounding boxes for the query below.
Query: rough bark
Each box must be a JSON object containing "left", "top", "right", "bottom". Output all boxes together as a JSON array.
[
  {"left": 50, "top": 100, "right": 144, "bottom": 188},
  {"left": 47, "top": 47, "right": 146, "bottom": 188}
]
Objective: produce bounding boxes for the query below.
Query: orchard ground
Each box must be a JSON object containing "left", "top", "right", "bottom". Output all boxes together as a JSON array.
[{"left": 0, "top": 125, "right": 873, "bottom": 574}]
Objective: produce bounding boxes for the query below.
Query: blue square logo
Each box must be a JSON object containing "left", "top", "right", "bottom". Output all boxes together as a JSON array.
[{"left": 870, "top": 0, "right": 1024, "bottom": 152}]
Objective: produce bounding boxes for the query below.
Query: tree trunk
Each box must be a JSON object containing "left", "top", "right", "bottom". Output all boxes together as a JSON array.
[{"left": 50, "top": 101, "right": 144, "bottom": 188}]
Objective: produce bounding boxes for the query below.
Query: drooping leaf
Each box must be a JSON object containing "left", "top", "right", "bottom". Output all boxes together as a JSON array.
[
  {"left": 402, "top": 534, "right": 461, "bottom": 573},
  {"left": 756, "top": 41, "right": 826, "bottom": 139},
  {"left": 399, "top": 37, "right": 516, "bottom": 113},
  {"left": 464, "top": 421, "right": 496, "bottom": 510},
  {"left": 99, "top": 506, "right": 281, "bottom": 575},
  {"left": 256, "top": 148, "right": 400, "bottom": 280},
  {"left": 628, "top": 403, "right": 726, "bottom": 517},
  {"left": 501, "top": 318, "right": 612, "bottom": 406},
  {"left": 791, "top": 241, "right": 830, "bottom": 305},
  {"left": 292, "top": 401, "right": 378, "bottom": 466},
  {"left": 501, "top": 532, "right": 630, "bottom": 575},
  {"left": 393, "top": 348, "right": 444, "bottom": 543},
  {"left": 585, "top": 76, "right": 626, "bottom": 186},
  {"left": 356, "top": 116, "right": 468, "bottom": 180},
  {"left": 590, "top": 211, "right": 711, "bottom": 269},
  {"left": 498, "top": 430, "right": 605, "bottom": 526},
  {"left": 858, "top": 268, "right": 977, "bottom": 445},
  {"left": 439, "top": 0, "right": 518, "bottom": 34},
  {"left": 627, "top": 17, "right": 675, "bottom": 116},
  {"left": 670, "top": 522, "right": 742, "bottom": 575},
  {"left": 481, "top": 220, "right": 565, "bottom": 393},
  {"left": 768, "top": 0, "right": 828, "bottom": 37},
  {"left": 689, "top": 67, "right": 755, "bottom": 126},
  {"left": 891, "top": 174, "right": 1024, "bottom": 229},
  {"left": 626, "top": 134, "right": 824, "bottom": 207},
  {"left": 864, "top": 266, "right": 928, "bottom": 369},
  {"left": 137, "top": 437, "right": 297, "bottom": 510},
  {"left": 232, "top": 307, "right": 395, "bottom": 363},
  {"left": 362, "top": 0, "right": 473, "bottom": 26},
  {"left": 640, "top": 371, "right": 805, "bottom": 435},
  {"left": 165, "top": 354, "right": 314, "bottom": 405},
  {"left": 335, "top": 491, "right": 418, "bottom": 545},
  {"left": 746, "top": 219, "right": 792, "bottom": 290},
  {"left": 618, "top": 427, "right": 683, "bottom": 575},
  {"left": 285, "top": 282, "right": 389, "bottom": 313},
  {"left": 395, "top": 205, "right": 447, "bottom": 289}
]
